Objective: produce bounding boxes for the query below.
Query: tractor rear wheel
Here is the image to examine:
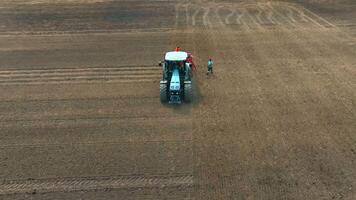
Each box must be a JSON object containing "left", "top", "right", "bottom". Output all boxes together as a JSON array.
[
  {"left": 160, "top": 83, "right": 168, "bottom": 103},
  {"left": 184, "top": 82, "right": 192, "bottom": 103}
]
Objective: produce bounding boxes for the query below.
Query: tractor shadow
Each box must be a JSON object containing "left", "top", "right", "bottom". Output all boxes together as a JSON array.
[{"left": 161, "top": 79, "right": 203, "bottom": 114}]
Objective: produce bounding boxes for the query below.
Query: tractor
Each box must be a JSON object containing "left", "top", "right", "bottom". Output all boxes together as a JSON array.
[{"left": 159, "top": 51, "right": 193, "bottom": 104}]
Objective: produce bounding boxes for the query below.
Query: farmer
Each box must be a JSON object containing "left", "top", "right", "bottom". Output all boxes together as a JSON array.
[
  {"left": 207, "top": 58, "right": 214, "bottom": 75},
  {"left": 186, "top": 53, "right": 196, "bottom": 72}
]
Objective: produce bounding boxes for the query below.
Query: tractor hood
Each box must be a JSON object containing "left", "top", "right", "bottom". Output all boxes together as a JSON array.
[
  {"left": 165, "top": 51, "right": 188, "bottom": 61},
  {"left": 170, "top": 68, "right": 181, "bottom": 91}
]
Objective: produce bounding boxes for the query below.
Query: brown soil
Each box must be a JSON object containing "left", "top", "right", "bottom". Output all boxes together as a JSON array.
[{"left": 0, "top": 0, "right": 355, "bottom": 199}]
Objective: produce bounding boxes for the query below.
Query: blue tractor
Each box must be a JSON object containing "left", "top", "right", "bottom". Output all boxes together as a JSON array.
[{"left": 159, "top": 51, "right": 192, "bottom": 104}]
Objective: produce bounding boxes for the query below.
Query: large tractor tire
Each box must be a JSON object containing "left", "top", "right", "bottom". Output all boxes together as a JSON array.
[
  {"left": 160, "top": 82, "right": 168, "bottom": 103},
  {"left": 184, "top": 82, "right": 193, "bottom": 103}
]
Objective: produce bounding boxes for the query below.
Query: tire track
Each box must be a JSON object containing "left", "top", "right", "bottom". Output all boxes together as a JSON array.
[
  {"left": 0, "top": 114, "right": 190, "bottom": 127},
  {"left": 214, "top": 5, "right": 226, "bottom": 27},
  {"left": 244, "top": 7, "right": 264, "bottom": 31},
  {"left": 267, "top": 3, "right": 297, "bottom": 29},
  {"left": 266, "top": 6, "right": 277, "bottom": 25},
  {"left": 191, "top": 2, "right": 336, "bottom": 31},
  {"left": 0, "top": 139, "right": 193, "bottom": 149},
  {"left": 254, "top": 5, "right": 264, "bottom": 25},
  {"left": 0, "top": 108, "right": 188, "bottom": 123},
  {"left": 185, "top": 1, "right": 191, "bottom": 27},
  {"left": 175, "top": 0, "right": 190, "bottom": 28},
  {"left": 175, "top": 1, "right": 180, "bottom": 28},
  {"left": 257, "top": 3, "right": 277, "bottom": 26},
  {"left": 236, "top": 9, "right": 245, "bottom": 25},
  {"left": 0, "top": 175, "right": 193, "bottom": 195},
  {"left": 225, "top": 7, "right": 236, "bottom": 25},
  {"left": 286, "top": 6, "right": 298, "bottom": 24},
  {"left": 0, "top": 65, "right": 161, "bottom": 85},
  {"left": 239, "top": 8, "right": 253, "bottom": 31},
  {"left": 298, "top": 4, "right": 336, "bottom": 28},
  {"left": 191, "top": 6, "right": 202, "bottom": 26},
  {"left": 0, "top": 28, "right": 175, "bottom": 36},
  {"left": 285, "top": 3, "right": 355, "bottom": 42},
  {"left": 0, "top": 94, "right": 193, "bottom": 125},
  {"left": 283, "top": 3, "right": 326, "bottom": 29},
  {"left": 202, "top": 7, "right": 211, "bottom": 28}
]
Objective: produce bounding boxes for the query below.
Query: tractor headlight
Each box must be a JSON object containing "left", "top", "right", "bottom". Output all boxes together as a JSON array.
[{"left": 170, "top": 85, "right": 180, "bottom": 91}]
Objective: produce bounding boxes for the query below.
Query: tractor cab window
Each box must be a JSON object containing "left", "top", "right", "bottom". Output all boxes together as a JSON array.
[{"left": 166, "top": 61, "right": 185, "bottom": 72}]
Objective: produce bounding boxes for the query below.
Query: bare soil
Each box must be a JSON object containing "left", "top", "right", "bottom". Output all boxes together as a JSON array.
[{"left": 0, "top": 0, "right": 355, "bottom": 199}]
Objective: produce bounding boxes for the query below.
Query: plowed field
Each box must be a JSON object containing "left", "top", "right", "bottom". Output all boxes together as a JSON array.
[{"left": 0, "top": 0, "right": 355, "bottom": 199}]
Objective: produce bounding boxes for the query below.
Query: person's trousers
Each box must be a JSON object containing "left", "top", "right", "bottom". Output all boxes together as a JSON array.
[{"left": 208, "top": 67, "right": 213, "bottom": 73}]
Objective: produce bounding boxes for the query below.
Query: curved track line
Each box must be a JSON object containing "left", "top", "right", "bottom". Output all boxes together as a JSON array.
[
  {"left": 268, "top": 2, "right": 299, "bottom": 31},
  {"left": 176, "top": 1, "right": 192, "bottom": 28},
  {"left": 235, "top": 8, "right": 244, "bottom": 25},
  {"left": 184, "top": 2, "right": 191, "bottom": 27},
  {"left": 214, "top": 5, "right": 226, "bottom": 27},
  {"left": 258, "top": 3, "right": 278, "bottom": 26},
  {"left": 268, "top": 3, "right": 297, "bottom": 29},
  {"left": 255, "top": 4, "right": 264, "bottom": 24},
  {"left": 224, "top": 7, "right": 236, "bottom": 25},
  {"left": 284, "top": 4, "right": 314, "bottom": 31},
  {"left": 244, "top": 7, "right": 264, "bottom": 31},
  {"left": 235, "top": 2, "right": 269, "bottom": 28},
  {"left": 236, "top": 9, "right": 251, "bottom": 31},
  {"left": 284, "top": 4, "right": 326, "bottom": 29},
  {"left": 286, "top": 6, "right": 297, "bottom": 23},
  {"left": 265, "top": 4, "right": 277, "bottom": 25},
  {"left": 174, "top": 2, "right": 180, "bottom": 27},
  {"left": 202, "top": 7, "right": 211, "bottom": 28},
  {"left": 275, "top": 3, "right": 298, "bottom": 26},
  {"left": 294, "top": 6, "right": 309, "bottom": 23},
  {"left": 288, "top": 8, "right": 307, "bottom": 23},
  {"left": 285, "top": 3, "right": 355, "bottom": 42},
  {"left": 191, "top": 6, "right": 201, "bottom": 26}
]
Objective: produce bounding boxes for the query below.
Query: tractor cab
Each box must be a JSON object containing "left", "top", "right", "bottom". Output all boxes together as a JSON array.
[
  {"left": 162, "top": 51, "right": 190, "bottom": 79},
  {"left": 159, "top": 51, "right": 192, "bottom": 104}
]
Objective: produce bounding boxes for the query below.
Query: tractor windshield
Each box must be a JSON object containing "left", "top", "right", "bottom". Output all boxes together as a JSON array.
[{"left": 165, "top": 61, "right": 185, "bottom": 71}]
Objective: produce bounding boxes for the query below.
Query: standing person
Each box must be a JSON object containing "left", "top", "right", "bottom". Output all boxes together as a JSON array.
[
  {"left": 207, "top": 58, "right": 214, "bottom": 75},
  {"left": 186, "top": 53, "right": 196, "bottom": 72},
  {"left": 175, "top": 46, "right": 181, "bottom": 52}
]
